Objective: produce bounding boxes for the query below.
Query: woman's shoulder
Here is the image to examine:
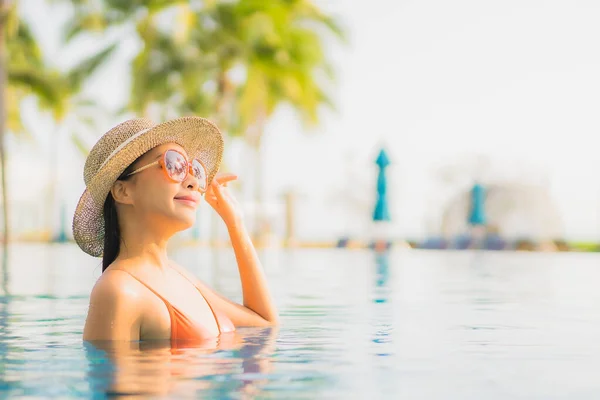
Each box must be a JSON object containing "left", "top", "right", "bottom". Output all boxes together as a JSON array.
[
  {"left": 84, "top": 268, "right": 148, "bottom": 341},
  {"left": 89, "top": 268, "right": 146, "bottom": 307}
]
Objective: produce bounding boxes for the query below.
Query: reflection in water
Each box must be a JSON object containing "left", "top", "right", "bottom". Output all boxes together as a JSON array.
[
  {"left": 374, "top": 252, "right": 391, "bottom": 303},
  {"left": 371, "top": 251, "right": 393, "bottom": 356},
  {"left": 0, "top": 249, "right": 8, "bottom": 386},
  {"left": 1, "top": 248, "right": 9, "bottom": 296},
  {"left": 85, "top": 327, "right": 278, "bottom": 398},
  {"left": 370, "top": 250, "right": 395, "bottom": 398}
]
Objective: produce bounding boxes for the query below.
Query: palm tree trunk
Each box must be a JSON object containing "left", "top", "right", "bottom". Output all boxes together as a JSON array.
[
  {"left": 47, "top": 128, "right": 58, "bottom": 241},
  {"left": 0, "top": 1, "right": 9, "bottom": 249},
  {"left": 210, "top": 70, "right": 233, "bottom": 247},
  {"left": 250, "top": 116, "right": 266, "bottom": 244},
  {"left": 253, "top": 139, "right": 263, "bottom": 241},
  {"left": 283, "top": 190, "right": 296, "bottom": 247}
]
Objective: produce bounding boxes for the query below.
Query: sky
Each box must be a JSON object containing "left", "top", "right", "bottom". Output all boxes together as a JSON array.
[{"left": 13, "top": 0, "right": 600, "bottom": 241}]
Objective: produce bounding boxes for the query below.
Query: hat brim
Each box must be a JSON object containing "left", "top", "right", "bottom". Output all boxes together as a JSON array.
[{"left": 73, "top": 116, "right": 224, "bottom": 257}]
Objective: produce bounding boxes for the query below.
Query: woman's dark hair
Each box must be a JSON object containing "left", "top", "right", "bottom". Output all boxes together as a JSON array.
[{"left": 102, "top": 156, "right": 143, "bottom": 272}]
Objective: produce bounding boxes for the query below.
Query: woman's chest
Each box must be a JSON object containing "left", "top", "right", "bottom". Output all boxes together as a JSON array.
[{"left": 139, "top": 273, "right": 220, "bottom": 340}]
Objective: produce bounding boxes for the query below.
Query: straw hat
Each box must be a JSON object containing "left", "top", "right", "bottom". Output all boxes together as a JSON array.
[{"left": 72, "top": 116, "right": 224, "bottom": 257}]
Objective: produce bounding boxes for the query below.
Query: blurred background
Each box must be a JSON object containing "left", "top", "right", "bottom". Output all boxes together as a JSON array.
[
  {"left": 3, "top": 0, "right": 600, "bottom": 252},
  {"left": 5, "top": 2, "right": 600, "bottom": 397}
]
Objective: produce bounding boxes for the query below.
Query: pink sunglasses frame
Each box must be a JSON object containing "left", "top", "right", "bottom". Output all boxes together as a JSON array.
[{"left": 127, "top": 149, "right": 208, "bottom": 193}]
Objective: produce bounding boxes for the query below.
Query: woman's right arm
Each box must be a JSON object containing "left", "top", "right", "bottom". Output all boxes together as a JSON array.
[{"left": 83, "top": 270, "right": 143, "bottom": 342}]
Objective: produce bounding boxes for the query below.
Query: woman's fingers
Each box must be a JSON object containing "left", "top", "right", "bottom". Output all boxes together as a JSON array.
[
  {"left": 215, "top": 173, "right": 238, "bottom": 185},
  {"left": 204, "top": 173, "right": 239, "bottom": 210},
  {"left": 211, "top": 179, "right": 226, "bottom": 203}
]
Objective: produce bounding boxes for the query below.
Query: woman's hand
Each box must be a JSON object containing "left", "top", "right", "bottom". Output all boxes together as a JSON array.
[
  {"left": 204, "top": 173, "right": 243, "bottom": 227},
  {"left": 203, "top": 173, "right": 279, "bottom": 326}
]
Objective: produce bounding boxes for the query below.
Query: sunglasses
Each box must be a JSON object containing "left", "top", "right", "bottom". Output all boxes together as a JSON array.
[{"left": 127, "top": 149, "right": 208, "bottom": 193}]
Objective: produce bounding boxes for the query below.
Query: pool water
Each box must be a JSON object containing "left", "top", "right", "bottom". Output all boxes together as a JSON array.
[{"left": 2, "top": 244, "right": 600, "bottom": 399}]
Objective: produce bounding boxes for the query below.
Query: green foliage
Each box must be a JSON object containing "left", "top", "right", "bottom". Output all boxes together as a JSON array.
[
  {"left": 7, "top": 17, "right": 66, "bottom": 135},
  {"left": 7, "top": 13, "right": 114, "bottom": 138},
  {"left": 65, "top": 0, "right": 345, "bottom": 142},
  {"left": 568, "top": 242, "right": 600, "bottom": 252}
]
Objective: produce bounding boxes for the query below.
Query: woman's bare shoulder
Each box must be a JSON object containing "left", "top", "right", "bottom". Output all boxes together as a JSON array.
[
  {"left": 90, "top": 269, "right": 145, "bottom": 302},
  {"left": 84, "top": 269, "right": 146, "bottom": 341}
]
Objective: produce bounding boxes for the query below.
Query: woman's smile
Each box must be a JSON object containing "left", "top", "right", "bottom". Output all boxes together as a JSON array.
[{"left": 174, "top": 194, "right": 200, "bottom": 207}]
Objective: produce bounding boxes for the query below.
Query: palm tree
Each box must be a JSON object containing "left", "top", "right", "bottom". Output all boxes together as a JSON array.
[
  {"left": 1, "top": 5, "right": 70, "bottom": 246},
  {"left": 64, "top": 0, "right": 345, "bottom": 239},
  {"left": 0, "top": 0, "right": 10, "bottom": 249},
  {"left": 127, "top": 0, "right": 345, "bottom": 239},
  {"left": 3, "top": 4, "right": 115, "bottom": 242},
  {"left": 45, "top": 45, "right": 117, "bottom": 241},
  {"left": 232, "top": 1, "right": 344, "bottom": 238}
]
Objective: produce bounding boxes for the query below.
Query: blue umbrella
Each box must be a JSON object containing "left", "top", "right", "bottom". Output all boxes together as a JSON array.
[
  {"left": 373, "top": 148, "right": 391, "bottom": 222},
  {"left": 468, "top": 182, "right": 486, "bottom": 226}
]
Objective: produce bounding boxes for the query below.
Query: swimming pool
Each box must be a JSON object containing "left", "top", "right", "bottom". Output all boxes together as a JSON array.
[{"left": 1, "top": 244, "right": 600, "bottom": 398}]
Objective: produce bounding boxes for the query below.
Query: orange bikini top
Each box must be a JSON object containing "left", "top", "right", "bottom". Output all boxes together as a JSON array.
[{"left": 119, "top": 268, "right": 235, "bottom": 345}]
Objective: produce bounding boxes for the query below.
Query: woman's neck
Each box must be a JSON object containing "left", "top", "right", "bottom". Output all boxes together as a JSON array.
[
  {"left": 116, "top": 242, "right": 170, "bottom": 268},
  {"left": 117, "top": 224, "right": 172, "bottom": 269}
]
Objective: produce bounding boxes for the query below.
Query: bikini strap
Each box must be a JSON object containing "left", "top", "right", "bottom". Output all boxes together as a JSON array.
[{"left": 111, "top": 269, "right": 173, "bottom": 306}]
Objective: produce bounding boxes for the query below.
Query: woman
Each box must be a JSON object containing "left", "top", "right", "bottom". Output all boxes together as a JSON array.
[{"left": 74, "top": 117, "right": 278, "bottom": 345}]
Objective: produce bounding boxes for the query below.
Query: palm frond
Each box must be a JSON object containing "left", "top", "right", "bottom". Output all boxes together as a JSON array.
[
  {"left": 8, "top": 68, "right": 62, "bottom": 107},
  {"left": 67, "top": 42, "right": 118, "bottom": 91},
  {"left": 64, "top": 13, "right": 110, "bottom": 41}
]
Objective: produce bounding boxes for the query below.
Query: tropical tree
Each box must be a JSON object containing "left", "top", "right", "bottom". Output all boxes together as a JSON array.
[
  {"left": 63, "top": 1, "right": 215, "bottom": 118},
  {"left": 2, "top": 2, "right": 116, "bottom": 243},
  {"left": 1, "top": 3, "right": 68, "bottom": 246},
  {"left": 228, "top": 0, "right": 344, "bottom": 236},
  {"left": 65, "top": 0, "right": 344, "bottom": 239},
  {"left": 0, "top": 0, "right": 9, "bottom": 248},
  {"left": 44, "top": 45, "right": 117, "bottom": 241}
]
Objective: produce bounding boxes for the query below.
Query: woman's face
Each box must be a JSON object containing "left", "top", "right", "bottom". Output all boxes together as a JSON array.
[{"left": 120, "top": 143, "right": 203, "bottom": 232}]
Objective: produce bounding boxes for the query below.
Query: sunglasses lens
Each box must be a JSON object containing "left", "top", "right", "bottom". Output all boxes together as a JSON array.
[
  {"left": 164, "top": 150, "right": 188, "bottom": 182},
  {"left": 192, "top": 159, "right": 207, "bottom": 191}
]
